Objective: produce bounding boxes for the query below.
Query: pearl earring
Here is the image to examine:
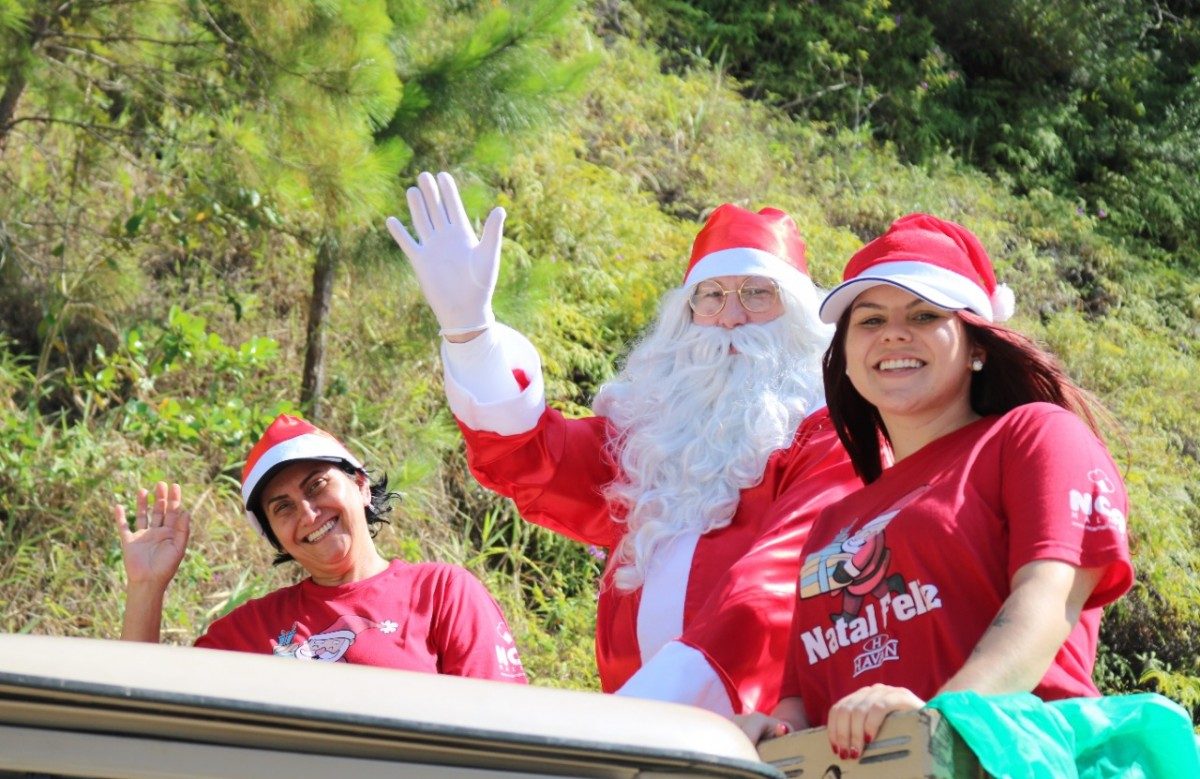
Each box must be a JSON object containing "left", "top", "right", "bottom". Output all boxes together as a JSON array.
[{"left": 971, "top": 358, "right": 984, "bottom": 372}]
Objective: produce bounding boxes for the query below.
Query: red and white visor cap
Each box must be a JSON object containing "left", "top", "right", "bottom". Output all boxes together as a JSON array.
[
  {"left": 819, "top": 213, "right": 1015, "bottom": 324},
  {"left": 240, "top": 414, "right": 363, "bottom": 537},
  {"left": 683, "top": 203, "right": 809, "bottom": 288}
]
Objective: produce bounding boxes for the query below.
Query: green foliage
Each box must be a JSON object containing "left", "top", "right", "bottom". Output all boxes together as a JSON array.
[
  {"left": 1141, "top": 663, "right": 1200, "bottom": 722},
  {"left": 383, "top": 0, "right": 595, "bottom": 173},
  {"left": 79, "top": 306, "right": 295, "bottom": 456},
  {"left": 220, "top": 0, "right": 404, "bottom": 227},
  {"left": 641, "top": 0, "right": 1200, "bottom": 264},
  {"left": 633, "top": 0, "right": 945, "bottom": 141}
]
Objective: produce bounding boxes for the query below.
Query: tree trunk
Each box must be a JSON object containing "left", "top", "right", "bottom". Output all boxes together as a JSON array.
[
  {"left": 0, "top": 12, "right": 51, "bottom": 143},
  {"left": 300, "top": 233, "right": 339, "bottom": 423}
]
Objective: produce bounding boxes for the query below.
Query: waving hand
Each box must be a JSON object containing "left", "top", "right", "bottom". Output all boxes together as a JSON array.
[
  {"left": 113, "top": 482, "right": 190, "bottom": 642},
  {"left": 386, "top": 171, "right": 507, "bottom": 338},
  {"left": 113, "top": 482, "right": 190, "bottom": 588}
]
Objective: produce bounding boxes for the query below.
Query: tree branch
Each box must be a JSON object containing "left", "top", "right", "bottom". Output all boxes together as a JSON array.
[{"left": 44, "top": 30, "right": 214, "bottom": 48}]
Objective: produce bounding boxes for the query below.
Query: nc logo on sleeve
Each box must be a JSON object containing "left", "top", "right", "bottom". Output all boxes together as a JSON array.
[
  {"left": 1068, "top": 469, "right": 1126, "bottom": 535},
  {"left": 494, "top": 620, "right": 525, "bottom": 679}
]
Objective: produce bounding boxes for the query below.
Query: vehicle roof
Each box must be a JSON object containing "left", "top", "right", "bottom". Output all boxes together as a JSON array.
[{"left": 0, "top": 634, "right": 780, "bottom": 778}]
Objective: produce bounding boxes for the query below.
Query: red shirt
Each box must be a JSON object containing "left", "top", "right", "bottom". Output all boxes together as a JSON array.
[
  {"left": 195, "top": 560, "right": 527, "bottom": 683},
  {"left": 782, "top": 403, "right": 1133, "bottom": 725}
]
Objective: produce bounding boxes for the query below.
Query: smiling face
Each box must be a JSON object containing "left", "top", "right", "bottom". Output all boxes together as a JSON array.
[
  {"left": 843, "top": 284, "right": 983, "bottom": 447},
  {"left": 259, "top": 461, "right": 374, "bottom": 585}
]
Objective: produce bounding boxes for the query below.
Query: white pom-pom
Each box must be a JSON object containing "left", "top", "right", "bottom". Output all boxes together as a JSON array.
[{"left": 990, "top": 283, "right": 1015, "bottom": 322}]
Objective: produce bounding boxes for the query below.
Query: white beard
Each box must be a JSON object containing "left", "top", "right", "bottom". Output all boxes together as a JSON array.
[{"left": 594, "top": 282, "right": 830, "bottom": 591}]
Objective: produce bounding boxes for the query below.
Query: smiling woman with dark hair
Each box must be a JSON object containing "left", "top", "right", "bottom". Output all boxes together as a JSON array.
[
  {"left": 737, "top": 214, "right": 1133, "bottom": 759},
  {"left": 112, "top": 414, "right": 527, "bottom": 683},
  {"left": 255, "top": 461, "right": 398, "bottom": 568}
]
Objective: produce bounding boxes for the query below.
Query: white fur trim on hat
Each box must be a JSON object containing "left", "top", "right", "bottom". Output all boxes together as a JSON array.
[
  {"left": 819, "top": 260, "right": 996, "bottom": 324},
  {"left": 684, "top": 247, "right": 809, "bottom": 289},
  {"left": 990, "top": 283, "right": 1015, "bottom": 322}
]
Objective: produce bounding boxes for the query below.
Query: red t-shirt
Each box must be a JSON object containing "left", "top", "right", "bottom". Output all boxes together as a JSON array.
[
  {"left": 781, "top": 403, "right": 1133, "bottom": 725},
  {"left": 195, "top": 560, "right": 527, "bottom": 683}
]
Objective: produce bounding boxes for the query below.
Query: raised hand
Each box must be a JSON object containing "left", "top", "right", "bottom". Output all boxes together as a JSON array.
[
  {"left": 385, "top": 171, "right": 506, "bottom": 338},
  {"left": 113, "top": 482, "right": 190, "bottom": 591}
]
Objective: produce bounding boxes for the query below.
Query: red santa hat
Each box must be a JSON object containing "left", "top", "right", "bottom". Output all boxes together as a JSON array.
[
  {"left": 240, "top": 414, "right": 363, "bottom": 537},
  {"left": 819, "top": 213, "right": 1015, "bottom": 324},
  {"left": 683, "top": 204, "right": 809, "bottom": 288}
]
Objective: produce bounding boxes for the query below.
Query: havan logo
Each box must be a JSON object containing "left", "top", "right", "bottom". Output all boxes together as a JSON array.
[{"left": 853, "top": 634, "right": 899, "bottom": 677}]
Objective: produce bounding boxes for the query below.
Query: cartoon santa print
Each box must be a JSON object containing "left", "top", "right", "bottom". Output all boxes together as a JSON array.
[
  {"left": 799, "top": 486, "right": 929, "bottom": 622},
  {"left": 272, "top": 614, "right": 389, "bottom": 661},
  {"left": 828, "top": 518, "right": 905, "bottom": 624}
]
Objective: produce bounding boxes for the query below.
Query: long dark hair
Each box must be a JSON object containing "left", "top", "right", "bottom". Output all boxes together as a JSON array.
[
  {"left": 259, "top": 464, "right": 401, "bottom": 566},
  {"left": 823, "top": 306, "right": 1104, "bottom": 483}
]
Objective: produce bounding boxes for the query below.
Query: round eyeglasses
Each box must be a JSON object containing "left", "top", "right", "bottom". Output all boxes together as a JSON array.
[{"left": 688, "top": 276, "right": 780, "bottom": 317}]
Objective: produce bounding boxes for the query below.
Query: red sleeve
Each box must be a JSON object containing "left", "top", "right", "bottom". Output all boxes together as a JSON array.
[
  {"left": 194, "top": 603, "right": 263, "bottom": 652},
  {"left": 1001, "top": 404, "right": 1134, "bottom": 609},
  {"left": 429, "top": 565, "right": 528, "bottom": 684},
  {"left": 458, "top": 408, "right": 622, "bottom": 548},
  {"left": 194, "top": 620, "right": 233, "bottom": 650},
  {"left": 678, "top": 410, "right": 861, "bottom": 713}
]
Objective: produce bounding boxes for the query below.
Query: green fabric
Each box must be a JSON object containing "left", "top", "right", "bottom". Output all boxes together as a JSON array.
[{"left": 926, "top": 691, "right": 1199, "bottom": 779}]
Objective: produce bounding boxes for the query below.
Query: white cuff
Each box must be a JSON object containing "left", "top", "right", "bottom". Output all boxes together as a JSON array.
[
  {"left": 615, "top": 641, "right": 734, "bottom": 718},
  {"left": 442, "top": 323, "right": 547, "bottom": 435},
  {"left": 441, "top": 327, "right": 520, "bottom": 404}
]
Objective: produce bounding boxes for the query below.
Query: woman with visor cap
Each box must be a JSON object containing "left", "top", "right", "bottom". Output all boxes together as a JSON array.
[
  {"left": 737, "top": 214, "right": 1132, "bottom": 758},
  {"left": 113, "top": 413, "right": 527, "bottom": 682}
]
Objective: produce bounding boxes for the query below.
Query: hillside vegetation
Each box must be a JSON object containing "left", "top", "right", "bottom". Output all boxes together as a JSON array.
[{"left": 2, "top": 0, "right": 1197, "bottom": 719}]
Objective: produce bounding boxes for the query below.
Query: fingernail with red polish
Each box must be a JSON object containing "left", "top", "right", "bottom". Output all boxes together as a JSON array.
[
  {"left": 850, "top": 748, "right": 860, "bottom": 760},
  {"left": 864, "top": 734, "right": 872, "bottom": 745}
]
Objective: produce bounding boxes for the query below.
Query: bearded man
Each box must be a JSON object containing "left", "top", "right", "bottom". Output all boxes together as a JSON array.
[{"left": 387, "top": 172, "right": 859, "bottom": 717}]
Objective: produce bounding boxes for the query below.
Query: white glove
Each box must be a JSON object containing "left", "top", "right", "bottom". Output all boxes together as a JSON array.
[{"left": 386, "top": 171, "right": 506, "bottom": 337}]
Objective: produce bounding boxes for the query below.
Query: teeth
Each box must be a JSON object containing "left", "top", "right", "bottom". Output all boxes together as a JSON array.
[
  {"left": 305, "top": 519, "right": 336, "bottom": 543},
  {"left": 879, "top": 358, "right": 923, "bottom": 371}
]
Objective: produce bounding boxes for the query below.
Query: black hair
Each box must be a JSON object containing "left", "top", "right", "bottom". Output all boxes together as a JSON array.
[
  {"left": 823, "top": 307, "right": 1105, "bottom": 484},
  {"left": 255, "top": 463, "right": 401, "bottom": 567}
]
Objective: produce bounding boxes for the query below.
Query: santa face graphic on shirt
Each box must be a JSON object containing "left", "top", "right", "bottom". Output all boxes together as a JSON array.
[{"left": 272, "top": 615, "right": 380, "bottom": 662}]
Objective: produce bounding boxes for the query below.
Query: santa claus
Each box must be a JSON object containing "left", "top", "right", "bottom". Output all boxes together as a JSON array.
[{"left": 387, "top": 172, "right": 859, "bottom": 717}]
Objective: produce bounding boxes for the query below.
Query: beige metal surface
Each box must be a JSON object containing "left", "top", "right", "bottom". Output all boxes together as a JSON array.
[
  {"left": 0, "top": 634, "right": 780, "bottom": 778},
  {"left": 1, "top": 723, "right": 569, "bottom": 779}
]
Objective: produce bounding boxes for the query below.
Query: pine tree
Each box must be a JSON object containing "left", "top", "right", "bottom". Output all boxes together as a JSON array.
[{"left": 0, "top": 0, "right": 590, "bottom": 421}]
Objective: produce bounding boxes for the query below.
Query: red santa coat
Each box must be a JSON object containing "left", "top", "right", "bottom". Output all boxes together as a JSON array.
[
  {"left": 442, "top": 324, "right": 859, "bottom": 713},
  {"left": 459, "top": 399, "right": 858, "bottom": 714}
]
